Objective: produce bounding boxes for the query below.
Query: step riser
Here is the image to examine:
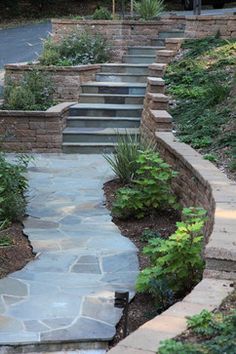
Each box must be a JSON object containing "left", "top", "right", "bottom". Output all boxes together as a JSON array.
[
  {"left": 123, "top": 56, "right": 155, "bottom": 64},
  {"left": 67, "top": 119, "right": 140, "bottom": 129},
  {"left": 63, "top": 145, "right": 116, "bottom": 154},
  {"left": 70, "top": 108, "right": 143, "bottom": 117},
  {"left": 96, "top": 74, "right": 147, "bottom": 83},
  {"left": 63, "top": 133, "right": 138, "bottom": 143},
  {"left": 127, "top": 48, "right": 160, "bottom": 55},
  {"left": 151, "top": 39, "right": 165, "bottom": 46},
  {"left": 101, "top": 66, "right": 149, "bottom": 74},
  {"left": 81, "top": 86, "right": 146, "bottom": 95},
  {"left": 79, "top": 96, "right": 144, "bottom": 104},
  {"left": 158, "top": 32, "right": 185, "bottom": 38}
]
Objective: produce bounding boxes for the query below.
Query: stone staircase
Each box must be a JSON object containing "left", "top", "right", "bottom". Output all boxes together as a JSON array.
[{"left": 62, "top": 30, "right": 184, "bottom": 154}]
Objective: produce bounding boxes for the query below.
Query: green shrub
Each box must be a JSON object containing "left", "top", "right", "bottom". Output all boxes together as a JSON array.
[
  {"left": 39, "top": 31, "right": 110, "bottom": 66},
  {"left": 3, "top": 69, "right": 54, "bottom": 111},
  {"left": 136, "top": 207, "right": 206, "bottom": 298},
  {"left": 92, "top": 7, "right": 112, "bottom": 20},
  {"left": 134, "top": 0, "right": 165, "bottom": 20},
  {"left": 0, "top": 154, "right": 29, "bottom": 222},
  {"left": 6, "top": 86, "right": 35, "bottom": 111},
  {"left": 112, "top": 150, "right": 178, "bottom": 219}
]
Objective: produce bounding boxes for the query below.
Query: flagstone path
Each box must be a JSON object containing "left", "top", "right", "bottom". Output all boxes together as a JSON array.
[{"left": 0, "top": 154, "right": 139, "bottom": 349}]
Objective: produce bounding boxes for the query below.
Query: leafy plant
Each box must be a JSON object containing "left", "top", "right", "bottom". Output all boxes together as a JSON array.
[
  {"left": 39, "top": 31, "right": 110, "bottom": 66},
  {"left": 158, "top": 339, "right": 203, "bottom": 354},
  {"left": 112, "top": 150, "right": 178, "bottom": 219},
  {"left": 104, "top": 133, "right": 141, "bottom": 184},
  {"left": 93, "top": 7, "right": 112, "bottom": 20},
  {"left": 136, "top": 207, "right": 206, "bottom": 298},
  {"left": 134, "top": 0, "right": 165, "bottom": 20},
  {"left": 141, "top": 228, "right": 161, "bottom": 242},
  {"left": 203, "top": 153, "right": 218, "bottom": 163},
  {"left": 159, "top": 310, "right": 236, "bottom": 354},
  {"left": 0, "top": 153, "right": 29, "bottom": 222},
  {"left": 3, "top": 69, "right": 54, "bottom": 111}
]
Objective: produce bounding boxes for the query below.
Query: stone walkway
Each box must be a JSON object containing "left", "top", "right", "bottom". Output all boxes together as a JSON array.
[{"left": 0, "top": 154, "right": 139, "bottom": 348}]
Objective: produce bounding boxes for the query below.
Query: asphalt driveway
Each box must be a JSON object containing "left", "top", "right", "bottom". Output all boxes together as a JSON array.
[{"left": 0, "top": 21, "right": 51, "bottom": 69}]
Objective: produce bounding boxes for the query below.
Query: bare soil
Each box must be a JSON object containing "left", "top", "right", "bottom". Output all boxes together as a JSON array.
[
  {"left": 0, "top": 223, "right": 34, "bottom": 279},
  {"left": 103, "top": 179, "right": 180, "bottom": 346}
]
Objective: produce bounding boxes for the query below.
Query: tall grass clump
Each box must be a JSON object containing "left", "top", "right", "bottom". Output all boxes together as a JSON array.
[{"left": 134, "top": 0, "right": 165, "bottom": 20}]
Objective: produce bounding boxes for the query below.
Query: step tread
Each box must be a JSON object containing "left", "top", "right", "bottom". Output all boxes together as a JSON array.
[
  {"left": 123, "top": 54, "right": 156, "bottom": 58},
  {"left": 97, "top": 72, "right": 148, "bottom": 77},
  {"left": 71, "top": 103, "right": 143, "bottom": 109},
  {"left": 127, "top": 46, "right": 164, "bottom": 49},
  {"left": 79, "top": 93, "right": 144, "bottom": 98},
  {"left": 67, "top": 116, "right": 140, "bottom": 121},
  {"left": 101, "top": 63, "right": 149, "bottom": 67},
  {"left": 81, "top": 81, "right": 147, "bottom": 87},
  {"left": 63, "top": 127, "right": 139, "bottom": 135},
  {"left": 63, "top": 142, "right": 118, "bottom": 147}
]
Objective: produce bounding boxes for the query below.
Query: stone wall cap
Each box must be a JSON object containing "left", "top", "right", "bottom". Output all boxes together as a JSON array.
[
  {"left": 150, "top": 110, "right": 172, "bottom": 119},
  {"left": 149, "top": 63, "right": 167, "bottom": 70},
  {"left": 156, "top": 49, "right": 176, "bottom": 56},
  {"left": 147, "top": 77, "right": 165, "bottom": 85},
  {"left": 5, "top": 63, "right": 101, "bottom": 72},
  {"left": 147, "top": 93, "right": 168, "bottom": 102}
]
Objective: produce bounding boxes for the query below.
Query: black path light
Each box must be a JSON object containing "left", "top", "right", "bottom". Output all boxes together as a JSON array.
[{"left": 114, "top": 291, "right": 129, "bottom": 338}]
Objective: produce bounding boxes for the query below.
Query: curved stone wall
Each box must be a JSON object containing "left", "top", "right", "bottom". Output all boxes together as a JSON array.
[{"left": 107, "top": 131, "right": 236, "bottom": 354}]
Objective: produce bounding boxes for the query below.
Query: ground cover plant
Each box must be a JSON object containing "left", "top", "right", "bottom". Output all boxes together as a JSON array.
[
  {"left": 39, "top": 31, "right": 110, "bottom": 66},
  {"left": 3, "top": 69, "right": 54, "bottom": 111},
  {"left": 165, "top": 36, "right": 236, "bottom": 177},
  {"left": 158, "top": 289, "right": 236, "bottom": 354}
]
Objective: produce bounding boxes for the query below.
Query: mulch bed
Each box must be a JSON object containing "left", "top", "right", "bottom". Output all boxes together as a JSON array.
[
  {"left": 103, "top": 179, "right": 180, "bottom": 347},
  {"left": 0, "top": 222, "right": 34, "bottom": 279}
]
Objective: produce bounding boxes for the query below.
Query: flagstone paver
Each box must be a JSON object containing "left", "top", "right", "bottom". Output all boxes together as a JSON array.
[{"left": 0, "top": 154, "right": 139, "bottom": 347}]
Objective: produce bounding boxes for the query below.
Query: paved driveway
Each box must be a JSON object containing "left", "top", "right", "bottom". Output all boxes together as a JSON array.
[{"left": 0, "top": 21, "right": 51, "bottom": 69}]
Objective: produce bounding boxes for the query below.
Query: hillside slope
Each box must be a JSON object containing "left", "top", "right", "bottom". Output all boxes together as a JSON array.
[{"left": 165, "top": 36, "right": 236, "bottom": 180}]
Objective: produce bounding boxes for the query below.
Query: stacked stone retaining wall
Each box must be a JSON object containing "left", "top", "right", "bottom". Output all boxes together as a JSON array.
[
  {"left": 4, "top": 64, "right": 100, "bottom": 102},
  {"left": 52, "top": 15, "right": 236, "bottom": 61},
  {"left": 0, "top": 102, "right": 74, "bottom": 152}
]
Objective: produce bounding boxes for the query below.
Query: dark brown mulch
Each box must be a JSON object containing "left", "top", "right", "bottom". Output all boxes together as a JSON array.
[
  {"left": 103, "top": 179, "right": 180, "bottom": 347},
  {"left": 0, "top": 222, "right": 35, "bottom": 279}
]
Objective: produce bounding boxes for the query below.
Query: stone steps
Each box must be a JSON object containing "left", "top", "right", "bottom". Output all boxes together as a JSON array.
[
  {"left": 69, "top": 103, "right": 143, "bottom": 118},
  {"left": 63, "top": 142, "right": 118, "bottom": 154},
  {"left": 122, "top": 54, "right": 156, "bottom": 64},
  {"left": 80, "top": 81, "right": 146, "bottom": 95},
  {"left": 79, "top": 93, "right": 144, "bottom": 105},
  {"left": 67, "top": 116, "right": 140, "bottom": 129},
  {"left": 101, "top": 63, "right": 149, "bottom": 74},
  {"left": 127, "top": 46, "right": 164, "bottom": 56},
  {"left": 95, "top": 72, "right": 148, "bottom": 83},
  {"left": 158, "top": 30, "right": 185, "bottom": 38},
  {"left": 63, "top": 127, "right": 139, "bottom": 143}
]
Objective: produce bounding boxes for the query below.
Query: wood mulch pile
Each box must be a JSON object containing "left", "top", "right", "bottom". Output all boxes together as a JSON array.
[{"left": 0, "top": 223, "right": 34, "bottom": 279}]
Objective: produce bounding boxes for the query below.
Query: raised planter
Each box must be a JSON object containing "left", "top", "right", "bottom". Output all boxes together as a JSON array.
[
  {"left": 4, "top": 64, "right": 101, "bottom": 102},
  {"left": 0, "top": 102, "right": 75, "bottom": 152}
]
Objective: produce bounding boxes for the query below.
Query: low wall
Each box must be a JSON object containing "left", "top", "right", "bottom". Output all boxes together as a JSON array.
[
  {"left": 4, "top": 64, "right": 100, "bottom": 102},
  {"left": 108, "top": 132, "right": 236, "bottom": 354},
  {"left": 52, "top": 15, "right": 236, "bottom": 61},
  {"left": 0, "top": 102, "right": 75, "bottom": 152}
]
